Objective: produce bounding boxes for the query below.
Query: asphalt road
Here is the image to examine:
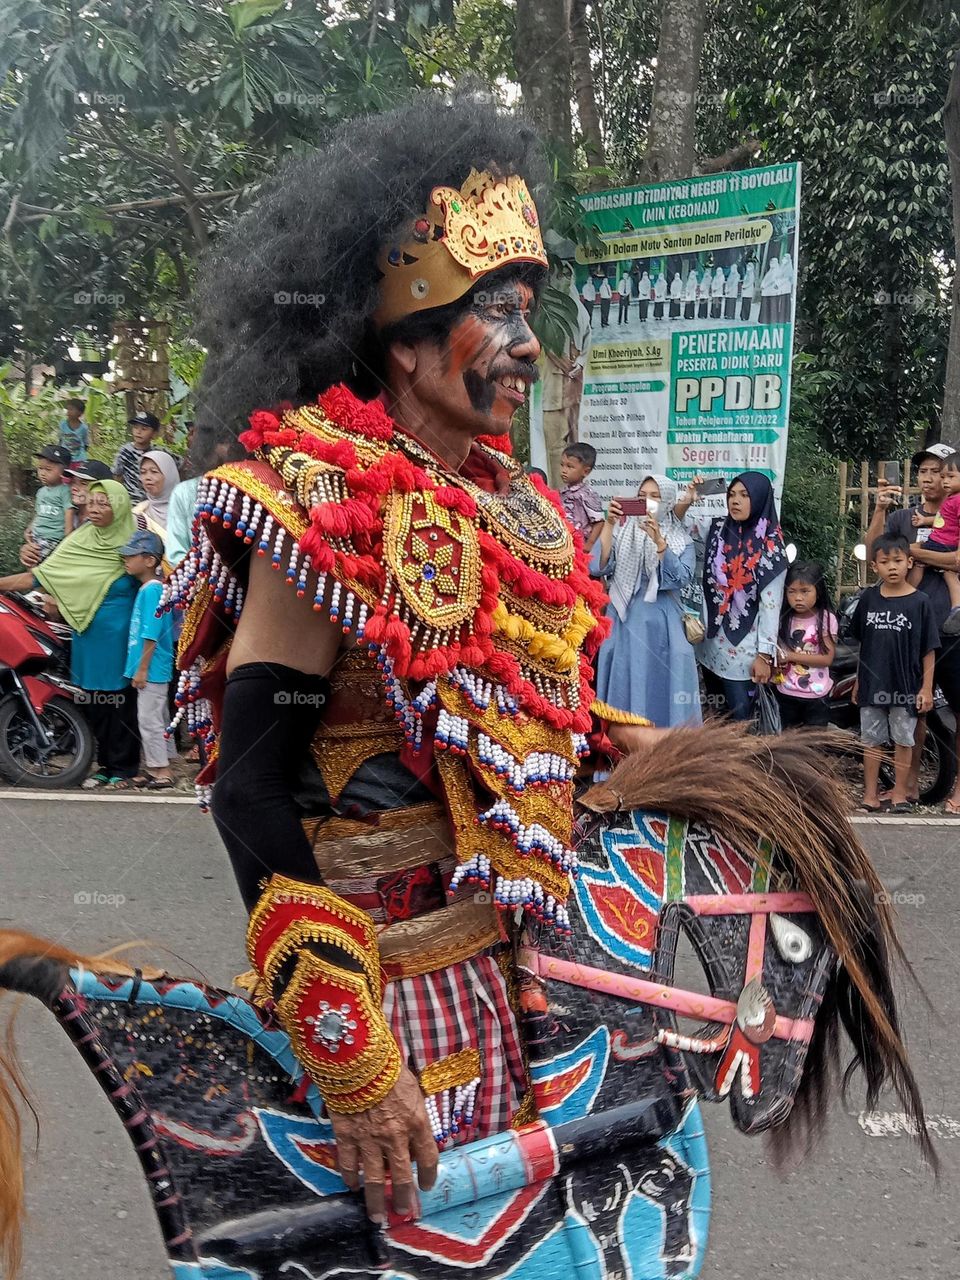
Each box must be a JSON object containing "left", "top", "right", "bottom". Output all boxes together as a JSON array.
[{"left": 1, "top": 797, "right": 958, "bottom": 1280}]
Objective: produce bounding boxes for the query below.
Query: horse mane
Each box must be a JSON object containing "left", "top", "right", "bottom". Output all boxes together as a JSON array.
[
  {"left": 581, "top": 721, "right": 937, "bottom": 1171},
  {"left": 0, "top": 930, "right": 150, "bottom": 1278}
]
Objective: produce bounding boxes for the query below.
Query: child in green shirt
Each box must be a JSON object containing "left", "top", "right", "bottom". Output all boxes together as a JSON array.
[{"left": 26, "top": 446, "right": 74, "bottom": 559}]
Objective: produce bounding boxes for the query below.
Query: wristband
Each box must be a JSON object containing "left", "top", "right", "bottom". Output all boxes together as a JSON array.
[
  {"left": 276, "top": 949, "right": 402, "bottom": 1113},
  {"left": 247, "top": 874, "right": 401, "bottom": 1111}
]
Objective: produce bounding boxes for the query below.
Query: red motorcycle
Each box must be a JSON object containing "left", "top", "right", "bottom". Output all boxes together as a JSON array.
[{"left": 0, "top": 591, "right": 93, "bottom": 787}]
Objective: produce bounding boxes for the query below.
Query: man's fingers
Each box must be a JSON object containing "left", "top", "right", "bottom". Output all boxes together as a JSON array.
[
  {"left": 360, "top": 1141, "right": 387, "bottom": 1222},
  {"left": 411, "top": 1124, "right": 439, "bottom": 1191},
  {"left": 336, "top": 1137, "right": 361, "bottom": 1191}
]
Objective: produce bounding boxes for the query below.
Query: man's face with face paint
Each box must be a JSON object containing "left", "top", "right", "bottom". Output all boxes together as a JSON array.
[{"left": 391, "top": 276, "right": 541, "bottom": 439}]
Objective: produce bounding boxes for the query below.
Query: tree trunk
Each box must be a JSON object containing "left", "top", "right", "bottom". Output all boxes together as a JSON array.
[
  {"left": 514, "top": 0, "right": 573, "bottom": 150},
  {"left": 638, "top": 0, "right": 708, "bottom": 185},
  {"left": 942, "top": 49, "right": 960, "bottom": 440},
  {"left": 570, "top": 0, "right": 605, "bottom": 171}
]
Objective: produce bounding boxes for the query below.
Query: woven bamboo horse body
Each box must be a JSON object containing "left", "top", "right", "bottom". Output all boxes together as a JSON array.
[{"left": 0, "top": 725, "right": 931, "bottom": 1280}]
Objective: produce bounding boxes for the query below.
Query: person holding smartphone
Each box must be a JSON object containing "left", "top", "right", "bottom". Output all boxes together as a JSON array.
[
  {"left": 682, "top": 472, "right": 789, "bottom": 720},
  {"left": 591, "top": 475, "right": 701, "bottom": 727}
]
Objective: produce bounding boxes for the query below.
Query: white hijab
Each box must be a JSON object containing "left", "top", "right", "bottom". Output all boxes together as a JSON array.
[
  {"left": 608, "top": 474, "right": 691, "bottom": 621},
  {"left": 138, "top": 449, "right": 180, "bottom": 529}
]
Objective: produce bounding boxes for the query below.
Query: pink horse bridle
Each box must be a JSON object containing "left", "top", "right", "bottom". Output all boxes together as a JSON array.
[{"left": 519, "top": 891, "right": 818, "bottom": 1100}]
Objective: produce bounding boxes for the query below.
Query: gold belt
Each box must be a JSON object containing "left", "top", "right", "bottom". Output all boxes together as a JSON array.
[{"left": 302, "top": 803, "right": 501, "bottom": 978}]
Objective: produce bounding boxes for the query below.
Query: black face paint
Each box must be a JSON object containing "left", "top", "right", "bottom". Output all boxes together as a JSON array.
[{"left": 463, "top": 368, "right": 496, "bottom": 414}]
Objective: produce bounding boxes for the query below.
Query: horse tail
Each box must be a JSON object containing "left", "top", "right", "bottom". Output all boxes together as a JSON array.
[
  {"left": 0, "top": 929, "right": 141, "bottom": 1277},
  {"left": 582, "top": 721, "right": 936, "bottom": 1170}
]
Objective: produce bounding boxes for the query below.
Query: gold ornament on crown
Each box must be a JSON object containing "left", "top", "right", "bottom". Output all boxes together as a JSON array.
[{"left": 373, "top": 168, "right": 547, "bottom": 330}]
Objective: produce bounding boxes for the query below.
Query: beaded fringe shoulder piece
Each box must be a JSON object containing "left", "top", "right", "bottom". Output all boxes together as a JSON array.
[{"left": 162, "top": 386, "right": 611, "bottom": 933}]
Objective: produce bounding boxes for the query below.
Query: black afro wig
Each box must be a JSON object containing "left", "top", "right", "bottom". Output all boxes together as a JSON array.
[{"left": 192, "top": 88, "right": 549, "bottom": 470}]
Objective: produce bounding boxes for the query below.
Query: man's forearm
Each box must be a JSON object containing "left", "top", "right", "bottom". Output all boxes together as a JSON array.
[{"left": 910, "top": 545, "right": 958, "bottom": 569}]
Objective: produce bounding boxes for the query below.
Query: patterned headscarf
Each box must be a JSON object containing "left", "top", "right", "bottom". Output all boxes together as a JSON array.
[
  {"left": 703, "top": 471, "right": 788, "bottom": 645},
  {"left": 608, "top": 474, "right": 691, "bottom": 622}
]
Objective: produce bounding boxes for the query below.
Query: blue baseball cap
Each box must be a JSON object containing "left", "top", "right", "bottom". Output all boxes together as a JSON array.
[{"left": 120, "top": 529, "right": 165, "bottom": 559}]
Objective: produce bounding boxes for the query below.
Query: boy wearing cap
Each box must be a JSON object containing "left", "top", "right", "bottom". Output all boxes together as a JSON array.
[
  {"left": 114, "top": 411, "right": 161, "bottom": 502},
  {"left": 26, "top": 446, "right": 74, "bottom": 559},
  {"left": 64, "top": 459, "right": 114, "bottom": 528},
  {"left": 122, "top": 528, "right": 176, "bottom": 789}
]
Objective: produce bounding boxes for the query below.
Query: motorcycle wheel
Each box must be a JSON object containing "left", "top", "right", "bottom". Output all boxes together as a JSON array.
[
  {"left": 878, "top": 712, "right": 958, "bottom": 807},
  {"left": 0, "top": 695, "right": 95, "bottom": 789}
]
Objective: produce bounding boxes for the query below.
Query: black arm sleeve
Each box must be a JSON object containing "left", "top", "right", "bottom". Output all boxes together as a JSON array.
[{"left": 211, "top": 662, "right": 330, "bottom": 910}]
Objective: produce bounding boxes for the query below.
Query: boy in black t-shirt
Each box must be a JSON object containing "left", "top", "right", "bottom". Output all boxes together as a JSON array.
[{"left": 851, "top": 533, "right": 939, "bottom": 812}]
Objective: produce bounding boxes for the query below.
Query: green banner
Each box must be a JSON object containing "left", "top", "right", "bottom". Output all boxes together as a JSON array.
[{"left": 530, "top": 162, "right": 801, "bottom": 509}]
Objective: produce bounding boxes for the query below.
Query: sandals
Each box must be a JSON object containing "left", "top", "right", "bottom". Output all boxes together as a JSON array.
[
  {"left": 943, "top": 800, "right": 960, "bottom": 816},
  {"left": 104, "top": 777, "right": 138, "bottom": 790},
  {"left": 144, "top": 776, "right": 174, "bottom": 790},
  {"left": 887, "top": 801, "right": 915, "bottom": 815},
  {"left": 856, "top": 801, "right": 889, "bottom": 814},
  {"left": 81, "top": 771, "right": 109, "bottom": 790}
]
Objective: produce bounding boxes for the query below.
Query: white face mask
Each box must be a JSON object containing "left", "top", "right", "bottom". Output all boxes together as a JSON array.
[{"left": 645, "top": 497, "right": 660, "bottom": 516}]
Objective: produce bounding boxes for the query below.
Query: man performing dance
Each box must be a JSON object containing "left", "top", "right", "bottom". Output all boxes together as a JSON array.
[{"left": 166, "top": 92, "right": 646, "bottom": 1226}]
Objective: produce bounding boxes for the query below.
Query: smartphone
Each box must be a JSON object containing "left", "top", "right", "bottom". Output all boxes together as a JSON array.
[
  {"left": 698, "top": 476, "right": 728, "bottom": 497},
  {"left": 883, "top": 461, "right": 901, "bottom": 487},
  {"left": 617, "top": 497, "right": 648, "bottom": 521}
]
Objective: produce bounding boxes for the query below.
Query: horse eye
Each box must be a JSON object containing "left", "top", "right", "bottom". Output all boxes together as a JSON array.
[{"left": 769, "top": 912, "right": 813, "bottom": 963}]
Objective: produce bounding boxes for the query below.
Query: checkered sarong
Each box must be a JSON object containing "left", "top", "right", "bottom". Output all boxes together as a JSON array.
[{"left": 382, "top": 951, "right": 527, "bottom": 1143}]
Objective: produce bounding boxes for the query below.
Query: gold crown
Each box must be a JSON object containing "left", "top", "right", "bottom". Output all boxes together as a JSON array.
[{"left": 373, "top": 169, "right": 547, "bottom": 330}]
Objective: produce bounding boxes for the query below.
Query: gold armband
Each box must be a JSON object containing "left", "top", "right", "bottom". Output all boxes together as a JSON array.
[{"left": 246, "top": 874, "right": 401, "bottom": 1112}]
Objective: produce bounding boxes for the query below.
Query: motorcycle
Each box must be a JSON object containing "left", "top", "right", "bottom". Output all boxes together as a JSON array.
[
  {"left": 826, "top": 588, "right": 957, "bottom": 805},
  {"left": 0, "top": 590, "right": 94, "bottom": 788}
]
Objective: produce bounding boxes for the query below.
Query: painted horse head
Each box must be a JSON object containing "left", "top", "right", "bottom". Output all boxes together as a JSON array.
[
  {"left": 534, "top": 722, "right": 933, "bottom": 1159},
  {"left": 0, "top": 724, "right": 934, "bottom": 1280}
]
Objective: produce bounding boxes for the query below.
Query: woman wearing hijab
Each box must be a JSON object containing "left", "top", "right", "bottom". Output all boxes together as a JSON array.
[
  {"left": 653, "top": 271, "right": 667, "bottom": 321},
  {"left": 135, "top": 450, "right": 180, "bottom": 543},
  {"left": 740, "top": 258, "right": 757, "bottom": 321},
  {"left": 759, "top": 256, "right": 780, "bottom": 324},
  {"left": 668, "top": 271, "right": 683, "bottom": 319},
  {"left": 776, "top": 252, "right": 794, "bottom": 323},
  {"left": 723, "top": 262, "right": 741, "bottom": 320},
  {"left": 591, "top": 475, "right": 701, "bottom": 727},
  {"left": 0, "top": 480, "right": 141, "bottom": 785},
  {"left": 710, "top": 266, "right": 725, "bottom": 319},
  {"left": 683, "top": 267, "right": 698, "bottom": 319},
  {"left": 637, "top": 269, "right": 651, "bottom": 322},
  {"left": 688, "top": 472, "right": 788, "bottom": 720}
]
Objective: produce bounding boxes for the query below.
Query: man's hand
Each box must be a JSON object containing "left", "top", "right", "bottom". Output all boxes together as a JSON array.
[
  {"left": 875, "top": 479, "right": 901, "bottom": 510},
  {"left": 132, "top": 671, "right": 148, "bottom": 690},
  {"left": 331, "top": 1064, "right": 438, "bottom": 1222},
  {"left": 917, "top": 686, "right": 934, "bottom": 714}
]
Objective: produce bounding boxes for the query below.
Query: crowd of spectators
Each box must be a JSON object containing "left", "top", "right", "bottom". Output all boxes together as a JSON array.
[
  {"left": 558, "top": 441, "right": 960, "bottom": 813},
  {"left": 0, "top": 407, "right": 196, "bottom": 789}
]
